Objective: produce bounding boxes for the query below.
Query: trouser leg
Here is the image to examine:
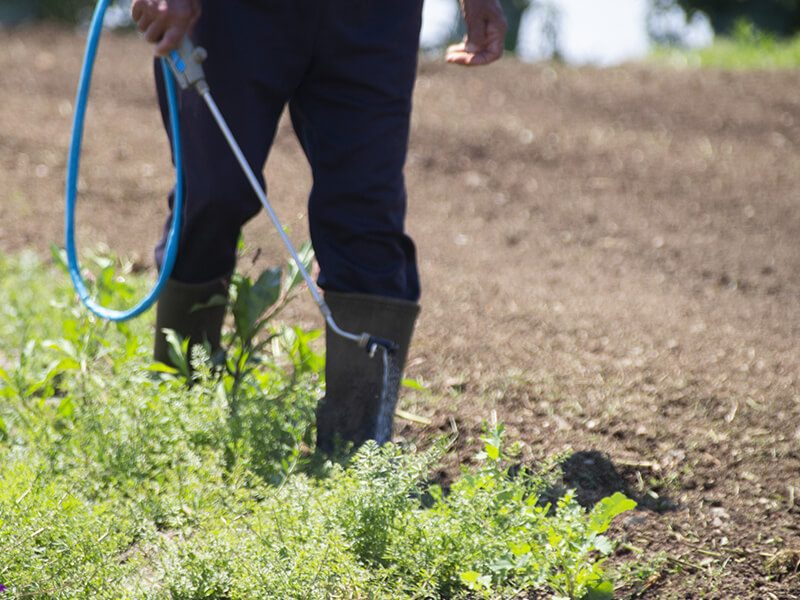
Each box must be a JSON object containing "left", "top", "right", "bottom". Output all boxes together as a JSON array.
[
  {"left": 152, "top": 0, "right": 311, "bottom": 284},
  {"left": 150, "top": 1, "right": 313, "bottom": 363},
  {"left": 289, "top": 0, "right": 424, "bottom": 301},
  {"left": 287, "top": 1, "right": 424, "bottom": 450}
]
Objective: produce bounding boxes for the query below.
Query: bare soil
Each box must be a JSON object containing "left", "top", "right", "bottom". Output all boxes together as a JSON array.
[{"left": 2, "top": 25, "right": 799, "bottom": 599}]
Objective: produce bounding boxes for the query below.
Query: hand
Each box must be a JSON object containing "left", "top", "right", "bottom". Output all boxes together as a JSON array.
[
  {"left": 130, "top": 0, "right": 201, "bottom": 57},
  {"left": 446, "top": 0, "right": 507, "bottom": 66}
]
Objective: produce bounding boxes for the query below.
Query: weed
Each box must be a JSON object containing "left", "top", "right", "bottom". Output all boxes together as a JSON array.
[
  {"left": 0, "top": 462, "right": 131, "bottom": 598},
  {"left": 0, "top": 249, "right": 636, "bottom": 599}
]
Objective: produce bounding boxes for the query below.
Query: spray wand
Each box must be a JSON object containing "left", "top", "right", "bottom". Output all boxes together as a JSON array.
[{"left": 163, "top": 39, "right": 398, "bottom": 358}]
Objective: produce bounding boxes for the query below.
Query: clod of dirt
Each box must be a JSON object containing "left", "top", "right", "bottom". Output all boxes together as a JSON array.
[{"left": 766, "top": 549, "right": 800, "bottom": 581}]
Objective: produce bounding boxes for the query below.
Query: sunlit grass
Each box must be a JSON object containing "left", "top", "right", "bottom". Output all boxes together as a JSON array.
[{"left": 651, "top": 21, "right": 800, "bottom": 70}]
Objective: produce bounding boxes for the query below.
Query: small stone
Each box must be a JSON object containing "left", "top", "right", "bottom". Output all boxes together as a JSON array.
[
  {"left": 710, "top": 507, "right": 730, "bottom": 522},
  {"left": 624, "top": 515, "right": 648, "bottom": 528}
]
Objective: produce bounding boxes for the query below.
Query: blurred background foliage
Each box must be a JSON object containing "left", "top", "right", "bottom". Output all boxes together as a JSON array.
[
  {"left": 0, "top": 0, "right": 97, "bottom": 24},
  {"left": 673, "top": 0, "right": 800, "bottom": 36},
  {"left": 2, "top": 0, "right": 800, "bottom": 56}
]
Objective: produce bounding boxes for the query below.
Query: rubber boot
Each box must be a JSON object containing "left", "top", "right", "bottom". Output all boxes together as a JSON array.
[
  {"left": 153, "top": 276, "right": 229, "bottom": 368},
  {"left": 316, "top": 291, "right": 420, "bottom": 454}
]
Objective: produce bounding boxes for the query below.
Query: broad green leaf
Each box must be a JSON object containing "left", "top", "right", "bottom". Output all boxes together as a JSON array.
[
  {"left": 485, "top": 442, "right": 500, "bottom": 460},
  {"left": 589, "top": 492, "right": 637, "bottom": 533},
  {"left": 46, "top": 339, "right": 78, "bottom": 360},
  {"left": 91, "top": 253, "right": 114, "bottom": 270},
  {"left": 489, "top": 554, "right": 515, "bottom": 573},
  {"left": 548, "top": 530, "right": 563, "bottom": 547},
  {"left": 232, "top": 277, "right": 254, "bottom": 336},
  {"left": 234, "top": 267, "right": 282, "bottom": 340},
  {"left": 144, "top": 363, "right": 179, "bottom": 375},
  {"left": 57, "top": 397, "right": 75, "bottom": 419},
  {"left": 586, "top": 579, "right": 614, "bottom": 600},
  {"left": 509, "top": 541, "right": 532, "bottom": 557},
  {"left": 164, "top": 328, "right": 190, "bottom": 378},
  {"left": 460, "top": 571, "right": 481, "bottom": 585},
  {"left": 51, "top": 358, "right": 81, "bottom": 373},
  {"left": 592, "top": 534, "right": 613, "bottom": 555},
  {"left": 460, "top": 571, "right": 491, "bottom": 590},
  {"left": 401, "top": 378, "right": 426, "bottom": 391},
  {"left": 50, "top": 244, "right": 69, "bottom": 271},
  {"left": 252, "top": 267, "right": 282, "bottom": 307},
  {"left": 284, "top": 241, "right": 315, "bottom": 294},
  {"left": 61, "top": 318, "right": 79, "bottom": 340}
]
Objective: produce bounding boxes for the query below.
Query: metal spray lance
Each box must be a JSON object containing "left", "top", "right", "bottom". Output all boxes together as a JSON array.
[{"left": 164, "top": 38, "right": 398, "bottom": 357}]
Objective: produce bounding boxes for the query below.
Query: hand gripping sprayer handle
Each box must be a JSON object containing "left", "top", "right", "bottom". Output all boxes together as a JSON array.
[
  {"left": 164, "top": 39, "right": 398, "bottom": 357},
  {"left": 165, "top": 38, "right": 209, "bottom": 93}
]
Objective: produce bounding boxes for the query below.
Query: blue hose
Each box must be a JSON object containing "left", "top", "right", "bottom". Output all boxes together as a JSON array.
[{"left": 65, "top": 0, "right": 183, "bottom": 321}]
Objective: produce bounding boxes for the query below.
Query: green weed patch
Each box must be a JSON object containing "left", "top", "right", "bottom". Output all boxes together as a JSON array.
[{"left": 0, "top": 250, "right": 635, "bottom": 599}]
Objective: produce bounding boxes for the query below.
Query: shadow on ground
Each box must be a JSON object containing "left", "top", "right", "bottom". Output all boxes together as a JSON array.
[{"left": 544, "top": 449, "right": 678, "bottom": 513}]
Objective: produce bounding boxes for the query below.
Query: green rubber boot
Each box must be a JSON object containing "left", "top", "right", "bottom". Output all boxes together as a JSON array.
[
  {"left": 316, "top": 291, "right": 420, "bottom": 454},
  {"left": 153, "top": 276, "right": 229, "bottom": 368}
]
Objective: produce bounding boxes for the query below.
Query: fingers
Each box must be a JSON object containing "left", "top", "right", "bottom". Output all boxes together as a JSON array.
[
  {"left": 447, "top": 0, "right": 507, "bottom": 67},
  {"left": 445, "top": 37, "right": 503, "bottom": 65},
  {"left": 445, "top": 42, "right": 474, "bottom": 66},
  {"left": 132, "top": 2, "right": 156, "bottom": 35},
  {"left": 130, "top": 0, "right": 145, "bottom": 22},
  {"left": 130, "top": 0, "right": 201, "bottom": 57},
  {"left": 445, "top": 29, "right": 505, "bottom": 66},
  {"left": 143, "top": 18, "right": 168, "bottom": 44},
  {"left": 154, "top": 25, "right": 186, "bottom": 57},
  {"left": 189, "top": 0, "right": 202, "bottom": 28}
]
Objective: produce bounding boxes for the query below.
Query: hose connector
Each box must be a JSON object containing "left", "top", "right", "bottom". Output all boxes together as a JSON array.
[
  {"left": 358, "top": 334, "right": 399, "bottom": 358},
  {"left": 165, "top": 37, "right": 208, "bottom": 93}
]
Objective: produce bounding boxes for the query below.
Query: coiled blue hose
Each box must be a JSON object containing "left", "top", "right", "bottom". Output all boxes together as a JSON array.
[{"left": 65, "top": 0, "right": 183, "bottom": 321}]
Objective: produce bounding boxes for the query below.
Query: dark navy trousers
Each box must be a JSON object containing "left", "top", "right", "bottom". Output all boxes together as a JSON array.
[{"left": 154, "top": 0, "right": 423, "bottom": 302}]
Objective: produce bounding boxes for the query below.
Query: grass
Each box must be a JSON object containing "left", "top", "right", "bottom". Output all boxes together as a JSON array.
[
  {"left": 651, "top": 20, "right": 800, "bottom": 70},
  {"left": 0, "top": 249, "right": 636, "bottom": 599}
]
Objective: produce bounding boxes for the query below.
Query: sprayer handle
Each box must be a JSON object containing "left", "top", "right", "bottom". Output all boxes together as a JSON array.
[{"left": 165, "top": 37, "right": 208, "bottom": 93}]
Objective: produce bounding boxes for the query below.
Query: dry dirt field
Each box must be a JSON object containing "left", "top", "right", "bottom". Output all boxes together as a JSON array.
[{"left": 2, "top": 25, "right": 799, "bottom": 599}]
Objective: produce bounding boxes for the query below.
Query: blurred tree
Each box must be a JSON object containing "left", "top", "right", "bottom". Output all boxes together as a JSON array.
[
  {"left": 648, "top": 0, "right": 706, "bottom": 45},
  {"left": 37, "top": 0, "right": 97, "bottom": 23},
  {"left": 0, "top": 0, "right": 38, "bottom": 24},
  {"left": 0, "top": 0, "right": 99, "bottom": 25},
  {"left": 500, "top": 0, "right": 532, "bottom": 51},
  {"left": 671, "top": 0, "right": 800, "bottom": 36}
]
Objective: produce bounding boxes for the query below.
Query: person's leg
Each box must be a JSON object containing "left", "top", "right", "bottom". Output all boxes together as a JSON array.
[
  {"left": 152, "top": 0, "right": 313, "bottom": 364},
  {"left": 317, "top": 292, "right": 420, "bottom": 452},
  {"left": 289, "top": 0, "right": 424, "bottom": 450}
]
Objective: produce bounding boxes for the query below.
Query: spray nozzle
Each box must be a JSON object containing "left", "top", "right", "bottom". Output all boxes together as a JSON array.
[{"left": 357, "top": 334, "right": 399, "bottom": 358}]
